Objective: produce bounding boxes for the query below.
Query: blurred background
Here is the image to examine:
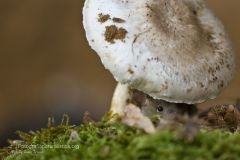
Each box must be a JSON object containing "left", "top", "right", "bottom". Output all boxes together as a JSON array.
[{"left": 0, "top": 0, "right": 239, "bottom": 147}]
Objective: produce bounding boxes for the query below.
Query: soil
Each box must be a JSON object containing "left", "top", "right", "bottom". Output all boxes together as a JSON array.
[
  {"left": 112, "top": 17, "right": 125, "bottom": 23},
  {"left": 98, "top": 13, "right": 110, "bottom": 23},
  {"left": 201, "top": 104, "right": 240, "bottom": 132},
  {"left": 104, "top": 25, "right": 127, "bottom": 43}
]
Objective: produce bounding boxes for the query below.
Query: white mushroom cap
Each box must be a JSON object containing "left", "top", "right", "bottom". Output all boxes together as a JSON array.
[{"left": 83, "top": 0, "right": 235, "bottom": 104}]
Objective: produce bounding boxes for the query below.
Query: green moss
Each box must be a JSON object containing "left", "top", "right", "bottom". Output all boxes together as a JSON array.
[{"left": 1, "top": 114, "right": 240, "bottom": 160}]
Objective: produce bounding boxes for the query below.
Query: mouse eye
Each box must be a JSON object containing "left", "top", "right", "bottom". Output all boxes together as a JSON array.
[
  {"left": 146, "top": 95, "right": 152, "bottom": 99},
  {"left": 156, "top": 105, "right": 164, "bottom": 112}
]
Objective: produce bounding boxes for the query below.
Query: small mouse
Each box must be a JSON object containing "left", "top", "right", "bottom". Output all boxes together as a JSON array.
[{"left": 128, "top": 89, "right": 197, "bottom": 121}]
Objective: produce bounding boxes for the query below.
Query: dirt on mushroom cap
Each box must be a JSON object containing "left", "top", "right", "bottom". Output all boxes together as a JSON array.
[
  {"left": 104, "top": 25, "right": 128, "bottom": 43},
  {"left": 112, "top": 17, "right": 126, "bottom": 23},
  {"left": 98, "top": 13, "right": 110, "bottom": 23}
]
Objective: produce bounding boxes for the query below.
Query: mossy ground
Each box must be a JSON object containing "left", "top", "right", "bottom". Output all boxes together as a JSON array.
[{"left": 1, "top": 113, "right": 240, "bottom": 160}]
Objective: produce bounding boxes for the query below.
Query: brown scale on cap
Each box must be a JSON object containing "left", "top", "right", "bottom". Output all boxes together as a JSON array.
[
  {"left": 98, "top": 13, "right": 110, "bottom": 23},
  {"left": 112, "top": 17, "right": 126, "bottom": 23},
  {"left": 104, "top": 25, "right": 128, "bottom": 43}
]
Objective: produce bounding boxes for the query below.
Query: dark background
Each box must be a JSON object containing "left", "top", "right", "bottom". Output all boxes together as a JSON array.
[{"left": 0, "top": 0, "right": 239, "bottom": 146}]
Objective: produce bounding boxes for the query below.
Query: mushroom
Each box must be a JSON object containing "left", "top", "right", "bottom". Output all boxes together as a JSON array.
[{"left": 83, "top": 0, "right": 235, "bottom": 127}]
